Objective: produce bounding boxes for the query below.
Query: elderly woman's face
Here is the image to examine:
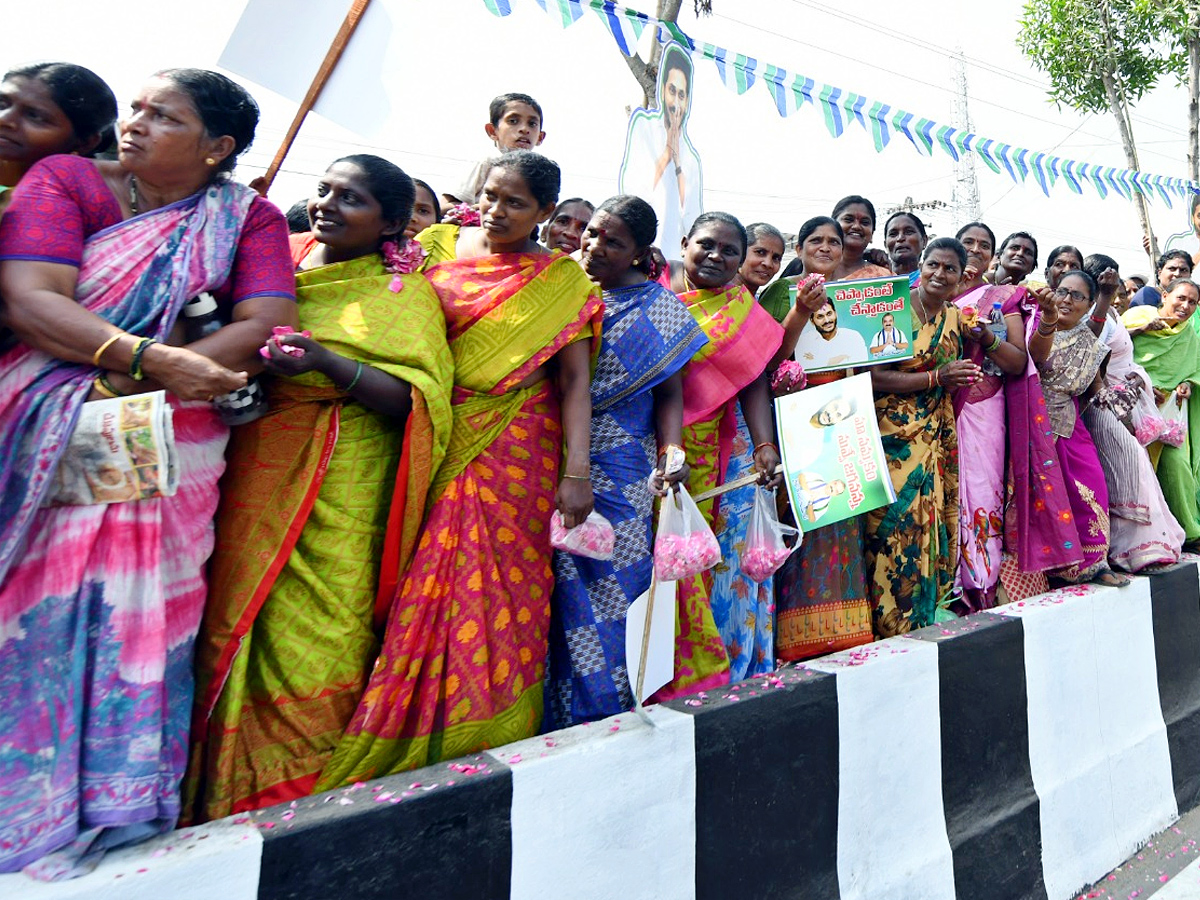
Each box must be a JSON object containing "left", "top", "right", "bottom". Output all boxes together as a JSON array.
[
  {"left": 1053, "top": 273, "right": 1092, "bottom": 328},
  {"left": 1161, "top": 283, "right": 1200, "bottom": 323},
  {"left": 118, "top": 77, "right": 222, "bottom": 180}
]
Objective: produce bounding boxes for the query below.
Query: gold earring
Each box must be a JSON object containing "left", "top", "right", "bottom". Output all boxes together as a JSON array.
[{"left": 205, "top": 157, "right": 216, "bottom": 166}]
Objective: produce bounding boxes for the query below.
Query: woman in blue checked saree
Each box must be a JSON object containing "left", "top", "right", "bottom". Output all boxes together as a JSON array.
[{"left": 544, "top": 196, "right": 706, "bottom": 729}]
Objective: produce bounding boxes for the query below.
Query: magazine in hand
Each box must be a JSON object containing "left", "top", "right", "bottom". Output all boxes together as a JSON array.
[
  {"left": 792, "top": 274, "right": 913, "bottom": 373},
  {"left": 774, "top": 373, "right": 896, "bottom": 533},
  {"left": 44, "top": 391, "right": 179, "bottom": 507}
]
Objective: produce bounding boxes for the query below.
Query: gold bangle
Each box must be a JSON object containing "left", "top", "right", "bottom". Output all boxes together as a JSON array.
[
  {"left": 92, "top": 376, "right": 118, "bottom": 399},
  {"left": 92, "top": 332, "right": 126, "bottom": 368},
  {"left": 561, "top": 473, "right": 590, "bottom": 481}
]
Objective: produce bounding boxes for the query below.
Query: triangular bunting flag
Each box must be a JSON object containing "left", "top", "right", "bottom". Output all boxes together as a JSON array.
[
  {"left": 1062, "top": 159, "right": 1083, "bottom": 194},
  {"left": 1029, "top": 152, "right": 1051, "bottom": 196},
  {"left": 868, "top": 101, "right": 891, "bottom": 151},
  {"left": 1011, "top": 148, "right": 1029, "bottom": 180},
  {"left": 482, "top": 0, "right": 513, "bottom": 15},
  {"left": 975, "top": 138, "right": 1001, "bottom": 174},
  {"left": 819, "top": 84, "right": 844, "bottom": 137},
  {"left": 842, "top": 93, "right": 867, "bottom": 129},
  {"left": 534, "top": 0, "right": 585, "bottom": 27},
  {"left": 592, "top": 2, "right": 646, "bottom": 56},
  {"left": 995, "top": 144, "right": 1018, "bottom": 183},
  {"left": 914, "top": 118, "right": 935, "bottom": 155},
  {"left": 936, "top": 125, "right": 958, "bottom": 161}
]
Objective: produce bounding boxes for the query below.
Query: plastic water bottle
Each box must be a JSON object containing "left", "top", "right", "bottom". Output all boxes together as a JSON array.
[
  {"left": 181, "top": 292, "right": 270, "bottom": 425},
  {"left": 981, "top": 299, "right": 1006, "bottom": 377}
]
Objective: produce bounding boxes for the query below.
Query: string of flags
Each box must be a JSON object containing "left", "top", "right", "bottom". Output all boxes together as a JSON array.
[{"left": 480, "top": 0, "right": 1200, "bottom": 206}]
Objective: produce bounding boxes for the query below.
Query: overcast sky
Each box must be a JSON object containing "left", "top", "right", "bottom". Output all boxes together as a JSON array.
[{"left": 10, "top": 0, "right": 1197, "bottom": 277}]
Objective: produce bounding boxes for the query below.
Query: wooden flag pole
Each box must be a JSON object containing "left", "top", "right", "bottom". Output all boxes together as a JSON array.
[
  {"left": 257, "top": 0, "right": 372, "bottom": 194},
  {"left": 691, "top": 464, "right": 783, "bottom": 504},
  {"left": 634, "top": 572, "right": 659, "bottom": 706}
]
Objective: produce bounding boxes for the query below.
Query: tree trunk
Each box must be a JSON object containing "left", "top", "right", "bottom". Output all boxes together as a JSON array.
[
  {"left": 1101, "top": 69, "right": 1159, "bottom": 265},
  {"left": 620, "top": 0, "right": 683, "bottom": 108},
  {"left": 1187, "top": 19, "right": 1199, "bottom": 185}
]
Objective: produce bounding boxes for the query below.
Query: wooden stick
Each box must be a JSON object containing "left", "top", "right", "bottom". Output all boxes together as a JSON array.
[
  {"left": 258, "top": 0, "right": 372, "bottom": 194},
  {"left": 634, "top": 572, "right": 659, "bottom": 706},
  {"left": 691, "top": 464, "right": 783, "bottom": 504}
]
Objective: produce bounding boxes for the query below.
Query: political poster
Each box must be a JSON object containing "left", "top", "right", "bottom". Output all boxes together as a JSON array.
[
  {"left": 792, "top": 274, "right": 913, "bottom": 373},
  {"left": 774, "top": 373, "right": 895, "bottom": 533}
]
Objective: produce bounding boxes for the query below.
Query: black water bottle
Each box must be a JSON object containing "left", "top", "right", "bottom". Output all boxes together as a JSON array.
[{"left": 182, "top": 292, "right": 270, "bottom": 425}]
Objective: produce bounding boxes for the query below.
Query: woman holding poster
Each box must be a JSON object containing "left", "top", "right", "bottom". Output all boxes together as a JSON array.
[
  {"left": 866, "top": 238, "right": 979, "bottom": 636},
  {"left": 772, "top": 217, "right": 875, "bottom": 662}
]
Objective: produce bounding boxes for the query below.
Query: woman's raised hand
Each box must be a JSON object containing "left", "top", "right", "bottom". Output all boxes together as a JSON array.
[
  {"left": 1096, "top": 267, "right": 1120, "bottom": 296},
  {"left": 795, "top": 277, "right": 826, "bottom": 313},
  {"left": 141, "top": 343, "right": 247, "bottom": 401}
]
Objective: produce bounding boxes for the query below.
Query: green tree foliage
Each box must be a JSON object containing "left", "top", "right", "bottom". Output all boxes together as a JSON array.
[
  {"left": 1018, "top": 0, "right": 1183, "bottom": 258},
  {"left": 1019, "top": 0, "right": 1182, "bottom": 113}
]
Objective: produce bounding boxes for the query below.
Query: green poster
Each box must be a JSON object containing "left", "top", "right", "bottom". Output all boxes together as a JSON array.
[
  {"left": 774, "top": 373, "right": 896, "bottom": 533},
  {"left": 792, "top": 274, "right": 913, "bottom": 373}
]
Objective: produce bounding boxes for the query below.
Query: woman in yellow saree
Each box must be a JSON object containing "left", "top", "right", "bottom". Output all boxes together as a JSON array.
[
  {"left": 186, "top": 156, "right": 454, "bottom": 819},
  {"left": 318, "top": 151, "right": 602, "bottom": 786},
  {"left": 656, "top": 212, "right": 784, "bottom": 699}
]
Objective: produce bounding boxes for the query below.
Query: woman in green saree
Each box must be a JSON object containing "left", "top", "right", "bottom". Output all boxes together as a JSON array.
[
  {"left": 186, "top": 155, "right": 454, "bottom": 819},
  {"left": 1123, "top": 277, "right": 1200, "bottom": 549}
]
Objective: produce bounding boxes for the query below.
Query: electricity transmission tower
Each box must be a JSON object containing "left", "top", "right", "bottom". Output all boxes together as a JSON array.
[{"left": 950, "top": 49, "right": 981, "bottom": 226}]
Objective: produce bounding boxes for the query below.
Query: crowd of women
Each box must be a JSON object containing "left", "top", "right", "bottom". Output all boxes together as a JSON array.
[{"left": 2, "top": 63, "right": 1199, "bottom": 879}]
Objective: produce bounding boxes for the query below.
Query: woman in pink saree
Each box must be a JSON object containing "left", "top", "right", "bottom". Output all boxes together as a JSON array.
[{"left": 0, "top": 70, "right": 295, "bottom": 877}]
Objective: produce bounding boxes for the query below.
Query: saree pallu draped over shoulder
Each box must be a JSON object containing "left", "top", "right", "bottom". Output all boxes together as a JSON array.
[
  {"left": 1037, "top": 324, "right": 1113, "bottom": 581},
  {"left": 185, "top": 252, "right": 454, "bottom": 821},
  {"left": 0, "top": 183, "right": 255, "bottom": 874},
  {"left": 866, "top": 305, "right": 961, "bottom": 637},
  {"left": 316, "top": 251, "right": 601, "bottom": 788},
  {"left": 651, "top": 282, "right": 782, "bottom": 700}
]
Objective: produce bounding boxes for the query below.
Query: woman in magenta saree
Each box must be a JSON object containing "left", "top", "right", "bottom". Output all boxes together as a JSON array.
[
  {"left": 0, "top": 69, "right": 295, "bottom": 876},
  {"left": 1032, "top": 270, "right": 1127, "bottom": 586},
  {"left": 317, "top": 151, "right": 601, "bottom": 787}
]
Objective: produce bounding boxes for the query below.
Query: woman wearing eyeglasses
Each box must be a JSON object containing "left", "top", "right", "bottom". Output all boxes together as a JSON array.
[{"left": 1030, "top": 271, "right": 1129, "bottom": 586}]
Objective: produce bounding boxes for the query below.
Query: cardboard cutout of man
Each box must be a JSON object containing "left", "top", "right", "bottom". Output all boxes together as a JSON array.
[{"left": 619, "top": 43, "right": 703, "bottom": 253}]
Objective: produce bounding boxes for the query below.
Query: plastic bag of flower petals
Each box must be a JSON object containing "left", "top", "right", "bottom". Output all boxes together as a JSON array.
[
  {"left": 550, "top": 510, "right": 616, "bottom": 560},
  {"left": 654, "top": 484, "right": 721, "bottom": 581},
  {"left": 739, "top": 487, "right": 801, "bottom": 582},
  {"left": 1158, "top": 395, "right": 1188, "bottom": 448},
  {"left": 1130, "top": 405, "right": 1167, "bottom": 446}
]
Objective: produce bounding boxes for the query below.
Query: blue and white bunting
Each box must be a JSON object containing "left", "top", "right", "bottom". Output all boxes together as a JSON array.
[{"left": 484, "top": 0, "right": 1200, "bottom": 204}]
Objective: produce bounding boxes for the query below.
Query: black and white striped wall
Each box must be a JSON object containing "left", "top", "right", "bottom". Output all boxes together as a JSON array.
[{"left": 7, "top": 562, "right": 1200, "bottom": 900}]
